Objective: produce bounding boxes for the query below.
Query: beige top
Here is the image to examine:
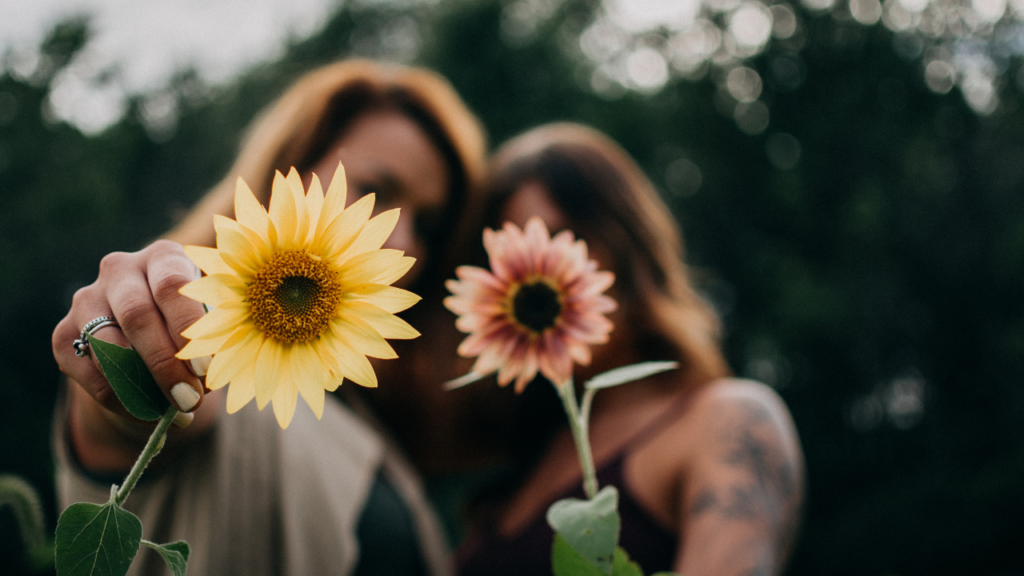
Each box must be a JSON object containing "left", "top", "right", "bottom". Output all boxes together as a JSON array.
[{"left": 54, "top": 392, "right": 451, "bottom": 576}]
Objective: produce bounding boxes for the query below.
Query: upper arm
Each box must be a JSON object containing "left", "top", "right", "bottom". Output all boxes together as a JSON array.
[{"left": 675, "top": 380, "right": 804, "bottom": 576}]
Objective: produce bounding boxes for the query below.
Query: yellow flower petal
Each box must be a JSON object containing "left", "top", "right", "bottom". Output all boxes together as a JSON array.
[
  {"left": 268, "top": 171, "right": 299, "bottom": 250},
  {"left": 254, "top": 339, "right": 283, "bottom": 409},
  {"left": 330, "top": 314, "right": 397, "bottom": 359},
  {"left": 271, "top": 373, "right": 299, "bottom": 429},
  {"left": 343, "top": 284, "right": 421, "bottom": 313},
  {"left": 323, "top": 332, "right": 377, "bottom": 388},
  {"left": 316, "top": 193, "right": 374, "bottom": 259},
  {"left": 340, "top": 249, "right": 405, "bottom": 286},
  {"left": 371, "top": 256, "right": 416, "bottom": 286},
  {"left": 342, "top": 301, "right": 420, "bottom": 340},
  {"left": 179, "top": 301, "right": 248, "bottom": 341},
  {"left": 286, "top": 167, "right": 311, "bottom": 247},
  {"left": 335, "top": 208, "right": 400, "bottom": 263},
  {"left": 305, "top": 173, "right": 325, "bottom": 245},
  {"left": 178, "top": 274, "right": 246, "bottom": 308},
  {"left": 225, "top": 363, "right": 257, "bottom": 413},
  {"left": 233, "top": 177, "right": 272, "bottom": 247},
  {"left": 292, "top": 344, "right": 326, "bottom": 419},
  {"left": 315, "top": 162, "right": 348, "bottom": 240},
  {"left": 214, "top": 225, "right": 263, "bottom": 277},
  {"left": 176, "top": 331, "right": 233, "bottom": 359},
  {"left": 205, "top": 328, "right": 262, "bottom": 391},
  {"left": 184, "top": 245, "right": 233, "bottom": 276}
]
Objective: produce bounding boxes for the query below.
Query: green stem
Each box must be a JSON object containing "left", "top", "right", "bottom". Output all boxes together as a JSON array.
[
  {"left": 0, "top": 474, "right": 47, "bottom": 552},
  {"left": 115, "top": 406, "right": 177, "bottom": 506},
  {"left": 555, "top": 380, "right": 599, "bottom": 499}
]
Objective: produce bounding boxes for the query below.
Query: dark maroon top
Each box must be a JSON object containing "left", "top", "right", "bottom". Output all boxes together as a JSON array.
[{"left": 456, "top": 394, "right": 691, "bottom": 576}]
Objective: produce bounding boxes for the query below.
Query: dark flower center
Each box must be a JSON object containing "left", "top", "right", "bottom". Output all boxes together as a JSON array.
[
  {"left": 511, "top": 280, "right": 563, "bottom": 333},
  {"left": 248, "top": 250, "right": 341, "bottom": 342}
]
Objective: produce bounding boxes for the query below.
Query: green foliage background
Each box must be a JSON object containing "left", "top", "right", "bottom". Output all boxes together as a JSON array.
[{"left": 3, "top": 0, "right": 1024, "bottom": 574}]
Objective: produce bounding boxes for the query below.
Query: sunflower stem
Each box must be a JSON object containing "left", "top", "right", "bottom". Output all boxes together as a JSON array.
[
  {"left": 115, "top": 405, "right": 177, "bottom": 506},
  {"left": 556, "top": 379, "right": 599, "bottom": 500}
]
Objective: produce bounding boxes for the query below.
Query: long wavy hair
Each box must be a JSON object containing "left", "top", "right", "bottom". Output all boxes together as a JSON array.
[{"left": 164, "top": 59, "right": 488, "bottom": 296}]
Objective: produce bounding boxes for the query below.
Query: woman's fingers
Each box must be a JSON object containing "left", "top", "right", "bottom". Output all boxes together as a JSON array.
[
  {"left": 52, "top": 241, "right": 208, "bottom": 417},
  {"left": 103, "top": 241, "right": 206, "bottom": 413}
]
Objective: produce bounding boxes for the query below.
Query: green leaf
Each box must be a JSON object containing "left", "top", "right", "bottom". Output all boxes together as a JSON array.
[
  {"left": 611, "top": 547, "right": 645, "bottom": 576},
  {"left": 142, "top": 540, "right": 190, "bottom": 576},
  {"left": 546, "top": 486, "right": 620, "bottom": 574},
  {"left": 90, "top": 336, "right": 169, "bottom": 421},
  {"left": 552, "top": 533, "right": 606, "bottom": 576},
  {"left": 54, "top": 501, "right": 142, "bottom": 576},
  {"left": 585, "top": 361, "right": 679, "bottom": 391}
]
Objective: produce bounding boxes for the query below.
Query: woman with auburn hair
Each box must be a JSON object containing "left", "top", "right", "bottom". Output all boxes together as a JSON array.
[
  {"left": 51, "top": 59, "right": 487, "bottom": 576},
  {"left": 455, "top": 123, "right": 804, "bottom": 576}
]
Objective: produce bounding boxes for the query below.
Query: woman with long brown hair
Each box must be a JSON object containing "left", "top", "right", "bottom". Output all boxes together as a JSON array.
[
  {"left": 51, "top": 59, "right": 487, "bottom": 576},
  {"left": 455, "top": 123, "right": 805, "bottom": 576}
]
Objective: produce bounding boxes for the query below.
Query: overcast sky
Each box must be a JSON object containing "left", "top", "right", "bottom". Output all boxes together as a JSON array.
[{"left": 0, "top": 0, "right": 344, "bottom": 131}]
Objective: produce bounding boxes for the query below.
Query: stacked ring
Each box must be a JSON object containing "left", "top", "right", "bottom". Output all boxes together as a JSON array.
[{"left": 72, "top": 316, "right": 119, "bottom": 358}]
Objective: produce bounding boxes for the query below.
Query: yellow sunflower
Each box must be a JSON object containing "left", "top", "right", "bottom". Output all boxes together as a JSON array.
[{"left": 175, "top": 163, "right": 421, "bottom": 428}]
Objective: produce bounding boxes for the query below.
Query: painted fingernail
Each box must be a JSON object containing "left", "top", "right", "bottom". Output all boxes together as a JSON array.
[
  {"left": 171, "top": 382, "right": 201, "bottom": 412},
  {"left": 172, "top": 411, "right": 195, "bottom": 429},
  {"left": 190, "top": 355, "right": 212, "bottom": 377}
]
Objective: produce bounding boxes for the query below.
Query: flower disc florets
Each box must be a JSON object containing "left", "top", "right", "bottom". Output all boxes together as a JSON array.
[
  {"left": 445, "top": 217, "right": 616, "bottom": 392},
  {"left": 248, "top": 250, "right": 341, "bottom": 343}
]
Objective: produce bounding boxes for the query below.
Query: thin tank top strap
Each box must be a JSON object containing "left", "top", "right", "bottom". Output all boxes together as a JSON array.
[{"left": 615, "top": 386, "right": 701, "bottom": 457}]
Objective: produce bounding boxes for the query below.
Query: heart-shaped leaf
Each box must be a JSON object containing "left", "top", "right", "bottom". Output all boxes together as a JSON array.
[
  {"left": 552, "top": 533, "right": 605, "bottom": 576},
  {"left": 142, "top": 540, "right": 190, "bottom": 576},
  {"left": 55, "top": 501, "right": 142, "bottom": 576},
  {"left": 585, "top": 361, "right": 678, "bottom": 391},
  {"left": 546, "top": 485, "right": 620, "bottom": 574},
  {"left": 89, "top": 336, "right": 169, "bottom": 421}
]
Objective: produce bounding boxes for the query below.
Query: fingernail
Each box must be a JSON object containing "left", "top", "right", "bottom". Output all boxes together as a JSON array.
[
  {"left": 171, "top": 382, "right": 201, "bottom": 412},
  {"left": 190, "top": 355, "right": 212, "bottom": 377},
  {"left": 172, "top": 411, "right": 195, "bottom": 429}
]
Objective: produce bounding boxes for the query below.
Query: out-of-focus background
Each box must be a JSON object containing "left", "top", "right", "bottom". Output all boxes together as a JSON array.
[{"left": 3, "top": 0, "right": 1024, "bottom": 573}]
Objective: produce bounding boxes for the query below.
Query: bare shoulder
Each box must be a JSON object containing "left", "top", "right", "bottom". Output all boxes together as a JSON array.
[
  {"left": 690, "top": 378, "right": 800, "bottom": 444},
  {"left": 679, "top": 378, "right": 805, "bottom": 573}
]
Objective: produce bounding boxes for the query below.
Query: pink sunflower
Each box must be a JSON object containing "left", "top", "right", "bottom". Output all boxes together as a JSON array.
[{"left": 444, "top": 217, "right": 617, "bottom": 392}]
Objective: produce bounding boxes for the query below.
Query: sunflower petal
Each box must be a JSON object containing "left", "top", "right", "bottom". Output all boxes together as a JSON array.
[
  {"left": 330, "top": 313, "right": 398, "bottom": 359},
  {"left": 184, "top": 245, "right": 233, "bottom": 276},
  {"left": 316, "top": 162, "right": 348, "bottom": 240},
  {"left": 339, "top": 249, "right": 405, "bottom": 286},
  {"left": 215, "top": 225, "right": 262, "bottom": 277},
  {"left": 179, "top": 301, "right": 248, "bottom": 341},
  {"left": 343, "top": 284, "right": 421, "bottom": 313},
  {"left": 343, "top": 301, "right": 420, "bottom": 339},
  {"left": 293, "top": 344, "right": 326, "bottom": 419},
  {"left": 271, "top": 374, "right": 299, "bottom": 429},
  {"left": 335, "top": 208, "right": 400, "bottom": 262},
  {"left": 225, "top": 363, "right": 257, "bottom": 413},
  {"left": 234, "top": 177, "right": 271, "bottom": 247},
  {"left": 254, "top": 339, "right": 283, "bottom": 409},
  {"left": 204, "top": 328, "right": 261, "bottom": 391},
  {"left": 371, "top": 256, "right": 415, "bottom": 286},
  {"left": 323, "top": 333, "right": 377, "bottom": 388},
  {"left": 286, "top": 168, "right": 311, "bottom": 246},
  {"left": 268, "top": 171, "right": 299, "bottom": 250},
  {"left": 317, "top": 193, "right": 374, "bottom": 259},
  {"left": 179, "top": 274, "right": 246, "bottom": 308}
]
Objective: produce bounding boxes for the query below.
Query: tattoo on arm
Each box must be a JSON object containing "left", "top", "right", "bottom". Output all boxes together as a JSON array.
[{"left": 687, "top": 398, "right": 803, "bottom": 573}]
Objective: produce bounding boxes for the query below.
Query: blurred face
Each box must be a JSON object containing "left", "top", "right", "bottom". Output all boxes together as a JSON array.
[
  {"left": 500, "top": 180, "right": 632, "bottom": 374},
  {"left": 308, "top": 109, "right": 450, "bottom": 286}
]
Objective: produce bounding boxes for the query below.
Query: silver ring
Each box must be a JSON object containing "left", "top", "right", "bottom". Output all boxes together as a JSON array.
[{"left": 73, "top": 316, "right": 119, "bottom": 357}]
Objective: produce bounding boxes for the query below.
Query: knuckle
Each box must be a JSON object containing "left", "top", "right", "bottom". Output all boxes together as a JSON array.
[
  {"left": 117, "top": 295, "right": 158, "bottom": 334},
  {"left": 98, "top": 251, "right": 130, "bottom": 275},
  {"left": 152, "top": 268, "right": 192, "bottom": 303},
  {"left": 146, "top": 348, "right": 184, "bottom": 381}
]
